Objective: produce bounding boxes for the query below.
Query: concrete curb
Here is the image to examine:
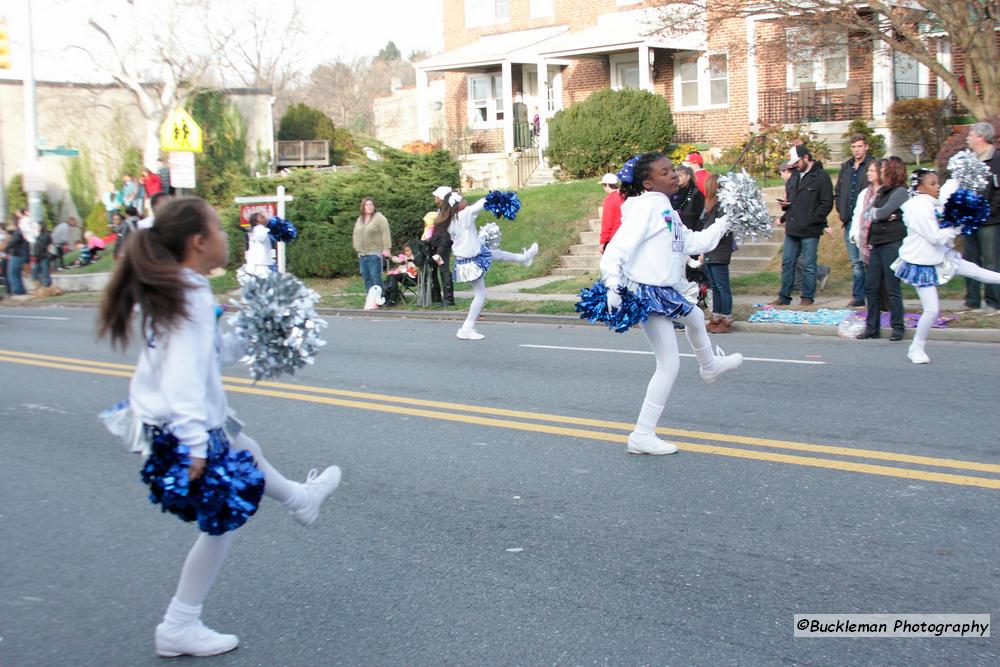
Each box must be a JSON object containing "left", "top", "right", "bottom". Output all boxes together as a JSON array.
[{"left": 319, "top": 307, "right": 1000, "bottom": 343}]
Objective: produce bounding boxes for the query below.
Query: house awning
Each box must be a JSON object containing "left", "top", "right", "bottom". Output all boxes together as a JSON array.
[
  {"left": 538, "top": 8, "right": 706, "bottom": 58},
  {"left": 416, "top": 26, "right": 570, "bottom": 72}
]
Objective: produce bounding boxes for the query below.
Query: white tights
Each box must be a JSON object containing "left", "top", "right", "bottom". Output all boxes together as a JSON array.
[
  {"left": 460, "top": 248, "right": 528, "bottom": 331},
  {"left": 912, "top": 258, "right": 1000, "bottom": 351},
  {"left": 164, "top": 433, "right": 307, "bottom": 626},
  {"left": 633, "top": 312, "right": 716, "bottom": 435}
]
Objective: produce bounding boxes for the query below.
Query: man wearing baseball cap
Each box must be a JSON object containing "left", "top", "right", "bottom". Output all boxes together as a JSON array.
[
  {"left": 684, "top": 151, "right": 709, "bottom": 196},
  {"left": 771, "top": 144, "right": 833, "bottom": 307},
  {"left": 598, "top": 173, "right": 624, "bottom": 252}
]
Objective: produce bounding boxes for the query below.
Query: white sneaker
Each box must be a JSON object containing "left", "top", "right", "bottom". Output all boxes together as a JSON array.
[
  {"left": 456, "top": 328, "right": 485, "bottom": 340},
  {"left": 699, "top": 346, "right": 744, "bottom": 384},
  {"left": 626, "top": 432, "right": 678, "bottom": 455},
  {"left": 155, "top": 621, "right": 239, "bottom": 658},
  {"left": 521, "top": 242, "right": 539, "bottom": 267},
  {"left": 292, "top": 465, "right": 342, "bottom": 527},
  {"left": 907, "top": 345, "right": 930, "bottom": 364}
]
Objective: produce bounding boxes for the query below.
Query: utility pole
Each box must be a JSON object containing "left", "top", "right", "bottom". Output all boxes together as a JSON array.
[{"left": 22, "top": 0, "right": 43, "bottom": 224}]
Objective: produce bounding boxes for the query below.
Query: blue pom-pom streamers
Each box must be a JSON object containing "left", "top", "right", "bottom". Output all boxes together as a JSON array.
[
  {"left": 140, "top": 427, "right": 265, "bottom": 535},
  {"left": 941, "top": 188, "right": 990, "bottom": 237},
  {"left": 484, "top": 190, "right": 521, "bottom": 220},
  {"left": 267, "top": 216, "right": 298, "bottom": 243},
  {"left": 575, "top": 280, "right": 651, "bottom": 333}
]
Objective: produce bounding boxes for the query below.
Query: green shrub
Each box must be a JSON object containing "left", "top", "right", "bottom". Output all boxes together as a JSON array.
[
  {"left": 84, "top": 201, "right": 109, "bottom": 237},
  {"left": 189, "top": 90, "right": 251, "bottom": 205},
  {"left": 546, "top": 88, "right": 675, "bottom": 178},
  {"left": 223, "top": 147, "right": 459, "bottom": 277},
  {"left": 667, "top": 143, "right": 700, "bottom": 165},
  {"left": 277, "top": 103, "right": 355, "bottom": 166},
  {"left": 842, "top": 119, "right": 886, "bottom": 158},
  {"left": 719, "top": 124, "right": 831, "bottom": 176},
  {"left": 887, "top": 98, "right": 950, "bottom": 161},
  {"left": 5, "top": 173, "right": 58, "bottom": 225},
  {"left": 64, "top": 149, "right": 99, "bottom": 219}
]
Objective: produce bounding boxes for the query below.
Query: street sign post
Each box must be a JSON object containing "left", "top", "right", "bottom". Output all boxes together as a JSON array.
[{"left": 168, "top": 151, "right": 196, "bottom": 189}]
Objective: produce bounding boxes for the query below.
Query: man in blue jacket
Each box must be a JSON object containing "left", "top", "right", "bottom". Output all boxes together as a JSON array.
[
  {"left": 834, "top": 135, "right": 874, "bottom": 306},
  {"left": 771, "top": 144, "right": 834, "bottom": 306}
]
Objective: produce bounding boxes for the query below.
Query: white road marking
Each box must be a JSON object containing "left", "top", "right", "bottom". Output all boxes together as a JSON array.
[
  {"left": 0, "top": 315, "right": 69, "bottom": 320},
  {"left": 518, "top": 344, "right": 827, "bottom": 365}
]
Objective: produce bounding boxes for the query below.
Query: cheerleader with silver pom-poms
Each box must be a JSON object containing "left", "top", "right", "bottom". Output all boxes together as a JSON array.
[
  {"left": 97, "top": 197, "right": 341, "bottom": 659},
  {"left": 445, "top": 189, "right": 539, "bottom": 340},
  {"left": 892, "top": 169, "right": 1000, "bottom": 364},
  {"left": 578, "top": 152, "right": 744, "bottom": 456}
]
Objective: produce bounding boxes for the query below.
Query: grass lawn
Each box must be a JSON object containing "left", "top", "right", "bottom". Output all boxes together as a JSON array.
[{"left": 60, "top": 250, "right": 114, "bottom": 274}]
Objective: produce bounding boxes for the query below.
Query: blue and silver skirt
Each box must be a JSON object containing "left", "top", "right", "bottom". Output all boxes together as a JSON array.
[
  {"left": 892, "top": 260, "right": 938, "bottom": 287},
  {"left": 453, "top": 245, "right": 493, "bottom": 283},
  {"left": 576, "top": 279, "right": 694, "bottom": 333},
  {"left": 139, "top": 425, "right": 265, "bottom": 535}
]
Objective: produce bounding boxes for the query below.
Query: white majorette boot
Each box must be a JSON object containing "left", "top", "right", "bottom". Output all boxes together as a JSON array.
[
  {"left": 521, "top": 242, "right": 539, "bottom": 267},
  {"left": 292, "top": 466, "right": 342, "bottom": 527},
  {"left": 456, "top": 327, "right": 485, "bottom": 340},
  {"left": 907, "top": 343, "right": 930, "bottom": 364},
  {"left": 626, "top": 401, "right": 678, "bottom": 455},
  {"left": 155, "top": 621, "right": 239, "bottom": 658},
  {"left": 699, "top": 345, "right": 744, "bottom": 384}
]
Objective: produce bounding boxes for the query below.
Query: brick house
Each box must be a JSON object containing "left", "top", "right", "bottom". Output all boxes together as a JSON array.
[{"left": 415, "top": 0, "right": 968, "bottom": 185}]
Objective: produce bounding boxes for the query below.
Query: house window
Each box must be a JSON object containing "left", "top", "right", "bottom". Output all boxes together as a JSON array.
[
  {"left": 466, "top": 0, "right": 509, "bottom": 28},
  {"left": 610, "top": 54, "right": 640, "bottom": 91},
  {"left": 468, "top": 73, "right": 507, "bottom": 128},
  {"left": 786, "top": 30, "right": 848, "bottom": 88},
  {"left": 674, "top": 52, "right": 728, "bottom": 109},
  {"left": 530, "top": 0, "right": 553, "bottom": 18}
]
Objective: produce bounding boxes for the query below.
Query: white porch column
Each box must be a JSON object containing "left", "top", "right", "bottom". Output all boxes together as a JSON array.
[
  {"left": 502, "top": 60, "right": 514, "bottom": 154},
  {"left": 638, "top": 44, "right": 652, "bottom": 92},
  {"left": 416, "top": 68, "right": 430, "bottom": 142},
  {"left": 746, "top": 18, "right": 759, "bottom": 127},
  {"left": 871, "top": 15, "right": 894, "bottom": 117},
  {"left": 536, "top": 59, "right": 549, "bottom": 156},
  {"left": 937, "top": 39, "right": 952, "bottom": 99}
]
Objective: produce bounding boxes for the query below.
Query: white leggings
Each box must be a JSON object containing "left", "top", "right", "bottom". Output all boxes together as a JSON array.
[
  {"left": 635, "top": 311, "right": 717, "bottom": 431},
  {"left": 460, "top": 248, "right": 525, "bottom": 331},
  {"left": 912, "top": 258, "right": 1000, "bottom": 350},
  {"left": 172, "top": 433, "right": 304, "bottom": 609}
]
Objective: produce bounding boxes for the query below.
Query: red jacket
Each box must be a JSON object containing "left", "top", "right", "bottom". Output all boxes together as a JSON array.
[
  {"left": 599, "top": 190, "right": 625, "bottom": 247},
  {"left": 694, "top": 169, "right": 709, "bottom": 197},
  {"left": 142, "top": 172, "right": 163, "bottom": 197}
]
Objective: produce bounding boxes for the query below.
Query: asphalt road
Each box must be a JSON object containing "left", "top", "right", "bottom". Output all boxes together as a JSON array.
[{"left": 1, "top": 307, "right": 998, "bottom": 666}]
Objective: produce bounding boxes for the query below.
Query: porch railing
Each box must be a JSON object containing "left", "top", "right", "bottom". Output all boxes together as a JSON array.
[
  {"left": 758, "top": 87, "right": 866, "bottom": 125},
  {"left": 429, "top": 123, "right": 536, "bottom": 158},
  {"left": 512, "top": 150, "right": 540, "bottom": 189}
]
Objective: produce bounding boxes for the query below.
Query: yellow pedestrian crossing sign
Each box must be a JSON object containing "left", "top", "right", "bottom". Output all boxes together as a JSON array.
[{"left": 159, "top": 108, "right": 203, "bottom": 153}]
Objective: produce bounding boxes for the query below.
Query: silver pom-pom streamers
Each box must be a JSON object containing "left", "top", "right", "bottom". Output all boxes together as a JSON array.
[
  {"left": 230, "top": 272, "right": 327, "bottom": 382},
  {"left": 477, "top": 222, "right": 502, "bottom": 250},
  {"left": 947, "top": 150, "right": 990, "bottom": 192},
  {"left": 718, "top": 170, "right": 773, "bottom": 243}
]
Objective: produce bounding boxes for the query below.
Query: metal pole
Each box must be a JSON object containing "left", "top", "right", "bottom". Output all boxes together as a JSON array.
[
  {"left": 22, "top": 0, "right": 42, "bottom": 224},
  {"left": 276, "top": 185, "right": 286, "bottom": 273}
]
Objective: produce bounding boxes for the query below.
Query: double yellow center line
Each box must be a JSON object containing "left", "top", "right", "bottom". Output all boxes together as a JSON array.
[{"left": 2, "top": 347, "right": 999, "bottom": 491}]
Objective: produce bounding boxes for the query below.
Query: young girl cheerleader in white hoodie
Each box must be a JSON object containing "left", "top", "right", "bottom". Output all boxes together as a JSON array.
[
  {"left": 600, "top": 152, "right": 743, "bottom": 455},
  {"left": 893, "top": 169, "right": 1000, "bottom": 364},
  {"left": 445, "top": 191, "right": 539, "bottom": 340},
  {"left": 99, "top": 197, "right": 341, "bottom": 658}
]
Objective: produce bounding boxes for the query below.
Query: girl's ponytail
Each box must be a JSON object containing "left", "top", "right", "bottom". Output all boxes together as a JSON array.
[{"left": 617, "top": 152, "right": 665, "bottom": 200}]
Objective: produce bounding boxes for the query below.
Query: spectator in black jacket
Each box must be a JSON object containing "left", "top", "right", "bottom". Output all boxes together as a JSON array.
[
  {"left": 5, "top": 224, "right": 30, "bottom": 296},
  {"left": 428, "top": 208, "right": 455, "bottom": 306},
  {"left": 859, "top": 156, "right": 909, "bottom": 340},
  {"left": 962, "top": 122, "right": 1000, "bottom": 311},
  {"left": 834, "top": 135, "right": 875, "bottom": 306},
  {"left": 771, "top": 144, "right": 834, "bottom": 306}
]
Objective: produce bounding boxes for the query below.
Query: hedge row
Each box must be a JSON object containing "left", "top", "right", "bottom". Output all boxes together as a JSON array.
[{"left": 223, "top": 147, "right": 460, "bottom": 278}]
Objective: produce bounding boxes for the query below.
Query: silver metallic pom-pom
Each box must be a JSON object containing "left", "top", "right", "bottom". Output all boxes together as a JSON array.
[
  {"left": 478, "top": 221, "right": 502, "bottom": 250},
  {"left": 718, "top": 170, "right": 773, "bottom": 243},
  {"left": 947, "top": 149, "right": 990, "bottom": 192},
  {"left": 230, "top": 272, "right": 327, "bottom": 382}
]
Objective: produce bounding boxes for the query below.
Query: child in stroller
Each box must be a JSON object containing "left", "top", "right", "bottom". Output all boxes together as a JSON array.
[{"left": 383, "top": 242, "right": 419, "bottom": 307}]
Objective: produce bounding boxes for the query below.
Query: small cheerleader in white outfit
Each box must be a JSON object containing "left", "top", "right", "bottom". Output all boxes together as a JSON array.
[
  {"left": 242, "top": 212, "right": 274, "bottom": 278},
  {"left": 445, "top": 191, "right": 539, "bottom": 340},
  {"left": 596, "top": 152, "right": 743, "bottom": 455},
  {"left": 98, "top": 197, "right": 341, "bottom": 658},
  {"left": 892, "top": 169, "right": 1000, "bottom": 364}
]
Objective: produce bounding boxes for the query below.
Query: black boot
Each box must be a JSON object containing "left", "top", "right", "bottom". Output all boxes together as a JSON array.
[{"left": 442, "top": 270, "right": 455, "bottom": 306}]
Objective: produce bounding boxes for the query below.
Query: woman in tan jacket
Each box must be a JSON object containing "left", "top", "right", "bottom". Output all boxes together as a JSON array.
[{"left": 352, "top": 197, "right": 391, "bottom": 295}]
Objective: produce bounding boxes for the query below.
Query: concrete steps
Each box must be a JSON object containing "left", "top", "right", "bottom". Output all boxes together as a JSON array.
[
  {"left": 554, "top": 206, "right": 603, "bottom": 276},
  {"left": 524, "top": 160, "right": 560, "bottom": 187}
]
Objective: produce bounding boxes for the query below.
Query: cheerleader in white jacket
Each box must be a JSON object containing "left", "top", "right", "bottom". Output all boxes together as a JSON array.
[
  {"left": 893, "top": 169, "right": 1000, "bottom": 364},
  {"left": 600, "top": 152, "right": 743, "bottom": 455}
]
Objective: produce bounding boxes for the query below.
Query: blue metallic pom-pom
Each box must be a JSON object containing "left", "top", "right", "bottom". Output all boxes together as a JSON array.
[
  {"left": 267, "top": 215, "right": 298, "bottom": 243},
  {"left": 941, "top": 188, "right": 990, "bottom": 237},
  {"left": 575, "top": 280, "right": 651, "bottom": 333},
  {"left": 139, "top": 428, "right": 265, "bottom": 535},
  {"left": 484, "top": 190, "right": 522, "bottom": 220}
]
